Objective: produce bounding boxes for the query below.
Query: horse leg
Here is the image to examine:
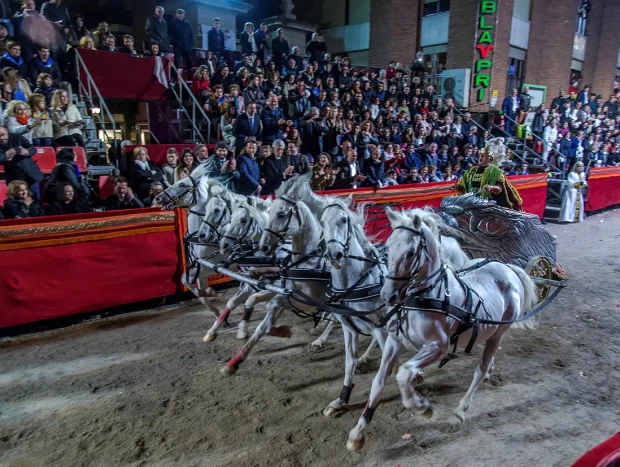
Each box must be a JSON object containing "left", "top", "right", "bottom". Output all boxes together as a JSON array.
[
  {"left": 453, "top": 332, "right": 504, "bottom": 428},
  {"left": 357, "top": 337, "right": 377, "bottom": 366},
  {"left": 323, "top": 325, "right": 359, "bottom": 417},
  {"left": 309, "top": 319, "right": 335, "bottom": 351},
  {"left": 221, "top": 296, "right": 284, "bottom": 376},
  {"left": 347, "top": 335, "right": 402, "bottom": 451},
  {"left": 237, "top": 290, "right": 276, "bottom": 339},
  {"left": 203, "top": 286, "right": 251, "bottom": 342},
  {"left": 396, "top": 337, "right": 449, "bottom": 418}
]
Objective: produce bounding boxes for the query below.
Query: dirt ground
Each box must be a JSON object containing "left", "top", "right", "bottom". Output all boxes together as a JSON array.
[{"left": 1, "top": 209, "right": 620, "bottom": 467}]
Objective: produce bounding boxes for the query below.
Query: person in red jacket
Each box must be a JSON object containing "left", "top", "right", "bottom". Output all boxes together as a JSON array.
[{"left": 191, "top": 65, "right": 211, "bottom": 105}]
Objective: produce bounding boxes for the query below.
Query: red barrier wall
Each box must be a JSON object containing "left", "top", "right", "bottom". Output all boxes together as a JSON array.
[{"left": 585, "top": 167, "right": 620, "bottom": 212}]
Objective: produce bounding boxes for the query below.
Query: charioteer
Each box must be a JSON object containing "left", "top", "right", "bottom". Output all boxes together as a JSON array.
[{"left": 454, "top": 137, "right": 523, "bottom": 210}]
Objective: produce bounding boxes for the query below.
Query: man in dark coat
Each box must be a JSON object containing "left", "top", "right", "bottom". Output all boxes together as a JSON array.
[
  {"left": 234, "top": 102, "right": 262, "bottom": 153},
  {"left": 0, "top": 41, "right": 28, "bottom": 79},
  {"left": 145, "top": 5, "right": 170, "bottom": 52},
  {"left": 169, "top": 9, "right": 193, "bottom": 71},
  {"left": 239, "top": 22, "right": 262, "bottom": 56},
  {"left": 261, "top": 96, "right": 290, "bottom": 144},
  {"left": 30, "top": 45, "right": 62, "bottom": 86},
  {"left": 271, "top": 28, "right": 289, "bottom": 68},
  {"left": 40, "top": 0, "right": 71, "bottom": 27},
  {"left": 262, "top": 140, "right": 294, "bottom": 195},
  {"left": 104, "top": 177, "right": 144, "bottom": 211},
  {"left": 518, "top": 85, "right": 532, "bottom": 124},
  {"left": 243, "top": 73, "right": 267, "bottom": 111},
  {"left": 285, "top": 141, "right": 311, "bottom": 175},
  {"left": 0, "top": 125, "right": 42, "bottom": 199},
  {"left": 237, "top": 138, "right": 264, "bottom": 195},
  {"left": 334, "top": 148, "right": 365, "bottom": 189},
  {"left": 306, "top": 32, "right": 326, "bottom": 64},
  {"left": 207, "top": 17, "right": 226, "bottom": 58}
]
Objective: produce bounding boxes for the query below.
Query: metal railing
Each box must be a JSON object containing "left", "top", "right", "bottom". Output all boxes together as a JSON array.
[
  {"left": 166, "top": 61, "right": 211, "bottom": 143},
  {"left": 75, "top": 49, "right": 117, "bottom": 151}
]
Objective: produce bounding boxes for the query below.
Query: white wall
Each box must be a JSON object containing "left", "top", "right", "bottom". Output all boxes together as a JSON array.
[
  {"left": 322, "top": 22, "right": 370, "bottom": 53},
  {"left": 510, "top": 16, "right": 530, "bottom": 50},
  {"left": 420, "top": 13, "right": 449, "bottom": 47}
]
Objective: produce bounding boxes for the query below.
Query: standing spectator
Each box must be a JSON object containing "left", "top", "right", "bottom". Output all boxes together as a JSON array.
[
  {"left": 262, "top": 139, "right": 293, "bottom": 195},
  {"left": 194, "top": 144, "right": 209, "bottom": 163},
  {"left": 518, "top": 85, "right": 532, "bottom": 124},
  {"left": 220, "top": 105, "right": 237, "bottom": 150},
  {"left": 551, "top": 90, "right": 568, "bottom": 110},
  {"left": 239, "top": 22, "right": 262, "bottom": 56},
  {"left": 542, "top": 118, "right": 559, "bottom": 162},
  {"left": 0, "top": 125, "right": 41, "bottom": 199},
  {"left": 130, "top": 146, "right": 167, "bottom": 200},
  {"left": 71, "top": 15, "right": 89, "bottom": 42},
  {"left": 532, "top": 104, "right": 547, "bottom": 139},
  {"left": 0, "top": 24, "right": 10, "bottom": 55},
  {"left": 311, "top": 152, "right": 338, "bottom": 191},
  {"left": 237, "top": 138, "right": 263, "bottom": 195},
  {"left": 286, "top": 46, "right": 303, "bottom": 71},
  {"left": 3, "top": 180, "right": 45, "bottom": 218},
  {"left": 306, "top": 32, "right": 326, "bottom": 64},
  {"left": 28, "top": 93, "right": 52, "bottom": 146},
  {"left": 576, "top": 85, "right": 590, "bottom": 107},
  {"left": 91, "top": 21, "right": 109, "bottom": 49},
  {"left": 104, "top": 177, "right": 144, "bottom": 210},
  {"left": 286, "top": 140, "right": 310, "bottom": 175},
  {"left": 207, "top": 17, "right": 225, "bottom": 58},
  {"left": 29, "top": 46, "right": 62, "bottom": 86},
  {"left": 271, "top": 28, "right": 289, "bottom": 68},
  {"left": 234, "top": 101, "right": 261, "bottom": 152},
  {"left": 335, "top": 148, "right": 365, "bottom": 189},
  {"left": 501, "top": 88, "right": 519, "bottom": 135},
  {"left": 11, "top": 1, "right": 39, "bottom": 57},
  {"left": 161, "top": 148, "right": 178, "bottom": 186},
  {"left": 257, "top": 23, "right": 271, "bottom": 65},
  {"left": 322, "top": 105, "right": 343, "bottom": 156},
  {"left": 260, "top": 95, "right": 288, "bottom": 144},
  {"left": 50, "top": 89, "right": 84, "bottom": 147},
  {"left": 47, "top": 181, "right": 90, "bottom": 215},
  {"left": 145, "top": 6, "right": 170, "bottom": 53},
  {"left": 1, "top": 41, "right": 28, "bottom": 79},
  {"left": 169, "top": 9, "right": 193, "bottom": 72},
  {"left": 362, "top": 147, "right": 386, "bottom": 188},
  {"left": 243, "top": 73, "right": 267, "bottom": 111},
  {"left": 40, "top": 0, "right": 71, "bottom": 29}
]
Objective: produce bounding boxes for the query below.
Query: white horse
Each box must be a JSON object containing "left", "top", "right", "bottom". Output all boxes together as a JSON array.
[
  {"left": 347, "top": 208, "right": 538, "bottom": 451},
  {"left": 319, "top": 196, "right": 388, "bottom": 416}
]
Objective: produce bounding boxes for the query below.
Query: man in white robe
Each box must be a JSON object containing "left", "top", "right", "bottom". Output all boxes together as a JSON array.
[{"left": 559, "top": 162, "right": 587, "bottom": 223}]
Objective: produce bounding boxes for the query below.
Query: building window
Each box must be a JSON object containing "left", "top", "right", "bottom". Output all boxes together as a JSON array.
[
  {"left": 424, "top": 52, "right": 447, "bottom": 95},
  {"left": 423, "top": 0, "right": 450, "bottom": 17},
  {"left": 576, "top": 0, "right": 591, "bottom": 36},
  {"left": 506, "top": 57, "right": 525, "bottom": 94}
]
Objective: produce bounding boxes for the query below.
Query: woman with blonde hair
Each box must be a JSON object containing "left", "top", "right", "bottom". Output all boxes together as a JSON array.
[
  {"left": 130, "top": 146, "right": 167, "bottom": 200},
  {"left": 50, "top": 89, "right": 84, "bottom": 147},
  {"left": 28, "top": 93, "right": 53, "bottom": 146},
  {"left": 234, "top": 67, "right": 249, "bottom": 91},
  {"left": 79, "top": 36, "right": 95, "bottom": 50},
  {"left": 91, "top": 21, "right": 109, "bottom": 49},
  {"left": 5, "top": 99, "right": 39, "bottom": 143},
  {"left": 191, "top": 65, "right": 211, "bottom": 102},
  {"left": 3, "top": 180, "right": 45, "bottom": 218}
]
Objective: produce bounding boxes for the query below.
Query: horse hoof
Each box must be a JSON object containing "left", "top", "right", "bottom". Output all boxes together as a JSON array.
[
  {"left": 236, "top": 330, "right": 248, "bottom": 340},
  {"left": 422, "top": 406, "right": 434, "bottom": 419},
  {"left": 269, "top": 326, "right": 291, "bottom": 338},
  {"left": 203, "top": 333, "right": 217, "bottom": 342},
  {"left": 415, "top": 373, "right": 425, "bottom": 385},
  {"left": 446, "top": 414, "right": 464, "bottom": 432},
  {"left": 322, "top": 405, "right": 342, "bottom": 418},
  {"left": 308, "top": 343, "right": 325, "bottom": 353},
  {"left": 346, "top": 437, "right": 365, "bottom": 452},
  {"left": 220, "top": 365, "right": 237, "bottom": 376}
]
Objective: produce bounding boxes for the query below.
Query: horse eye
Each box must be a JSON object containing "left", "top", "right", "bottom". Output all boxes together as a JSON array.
[
  {"left": 214, "top": 208, "right": 220, "bottom": 213},
  {"left": 341, "top": 218, "right": 347, "bottom": 224},
  {"left": 240, "top": 219, "right": 247, "bottom": 224},
  {"left": 407, "top": 251, "right": 415, "bottom": 258},
  {"left": 277, "top": 212, "right": 287, "bottom": 219}
]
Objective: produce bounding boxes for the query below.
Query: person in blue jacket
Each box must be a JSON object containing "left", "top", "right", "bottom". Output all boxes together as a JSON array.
[
  {"left": 237, "top": 138, "right": 264, "bottom": 195},
  {"left": 403, "top": 144, "right": 423, "bottom": 171}
]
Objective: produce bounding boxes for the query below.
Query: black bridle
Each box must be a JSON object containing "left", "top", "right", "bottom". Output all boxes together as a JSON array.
[
  {"left": 321, "top": 203, "right": 353, "bottom": 257},
  {"left": 203, "top": 197, "right": 231, "bottom": 242},
  {"left": 221, "top": 206, "right": 260, "bottom": 248},
  {"left": 385, "top": 225, "right": 430, "bottom": 283},
  {"left": 157, "top": 175, "right": 200, "bottom": 209},
  {"left": 263, "top": 195, "right": 302, "bottom": 245}
]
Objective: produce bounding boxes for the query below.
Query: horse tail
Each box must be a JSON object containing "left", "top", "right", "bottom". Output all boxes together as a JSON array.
[{"left": 506, "top": 264, "right": 539, "bottom": 330}]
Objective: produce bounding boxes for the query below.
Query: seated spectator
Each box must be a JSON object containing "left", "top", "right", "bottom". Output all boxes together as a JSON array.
[
  {"left": 194, "top": 143, "right": 209, "bottom": 163},
  {"left": 384, "top": 169, "right": 399, "bottom": 186},
  {"left": 43, "top": 147, "right": 81, "bottom": 202},
  {"left": 363, "top": 147, "right": 386, "bottom": 188},
  {"left": 144, "top": 42, "right": 164, "bottom": 58},
  {"left": 234, "top": 67, "right": 249, "bottom": 91},
  {"left": 334, "top": 148, "right": 365, "bottom": 189},
  {"left": 5, "top": 99, "right": 37, "bottom": 144},
  {"left": 28, "top": 93, "right": 52, "bottom": 146},
  {"left": 211, "top": 65, "right": 234, "bottom": 93},
  {"left": 311, "top": 152, "right": 338, "bottom": 191},
  {"left": 443, "top": 165, "right": 457, "bottom": 181},
  {"left": 0, "top": 41, "right": 28, "bottom": 79},
  {"left": 119, "top": 34, "right": 141, "bottom": 57},
  {"left": 191, "top": 65, "right": 211, "bottom": 103},
  {"left": 142, "top": 181, "right": 164, "bottom": 207},
  {"left": 418, "top": 165, "right": 430, "bottom": 183},
  {"left": 175, "top": 149, "right": 198, "bottom": 181},
  {"left": 47, "top": 181, "right": 90, "bottom": 215},
  {"left": 227, "top": 84, "right": 244, "bottom": 113},
  {"left": 1, "top": 67, "right": 31, "bottom": 103},
  {"left": 206, "top": 84, "right": 227, "bottom": 133},
  {"left": 91, "top": 21, "right": 109, "bottom": 48},
  {"left": 234, "top": 102, "right": 262, "bottom": 152},
  {"left": 130, "top": 146, "right": 167, "bottom": 200},
  {"left": 262, "top": 139, "right": 292, "bottom": 195},
  {"left": 0, "top": 23, "right": 11, "bottom": 55},
  {"left": 161, "top": 148, "right": 178, "bottom": 185},
  {"left": 428, "top": 165, "right": 442, "bottom": 182},
  {"left": 243, "top": 73, "right": 267, "bottom": 112},
  {"left": 0, "top": 124, "right": 40, "bottom": 198},
  {"left": 177, "top": 167, "right": 190, "bottom": 179},
  {"left": 237, "top": 138, "right": 264, "bottom": 195},
  {"left": 79, "top": 36, "right": 95, "bottom": 50},
  {"left": 104, "top": 177, "right": 144, "bottom": 210},
  {"left": 3, "top": 179, "right": 44, "bottom": 218},
  {"left": 29, "top": 46, "right": 62, "bottom": 87},
  {"left": 206, "top": 141, "right": 229, "bottom": 176},
  {"left": 220, "top": 105, "right": 236, "bottom": 150},
  {"left": 33, "top": 73, "right": 56, "bottom": 107},
  {"left": 50, "top": 89, "right": 85, "bottom": 147},
  {"left": 98, "top": 35, "right": 119, "bottom": 52},
  {"left": 71, "top": 14, "right": 90, "bottom": 42}
]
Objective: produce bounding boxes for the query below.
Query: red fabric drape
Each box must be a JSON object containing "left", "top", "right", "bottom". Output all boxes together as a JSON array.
[
  {"left": 586, "top": 167, "right": 620, "bottom": 212},
  {"left": 78, "top": 49, "right": 170, "bottom": 101}
]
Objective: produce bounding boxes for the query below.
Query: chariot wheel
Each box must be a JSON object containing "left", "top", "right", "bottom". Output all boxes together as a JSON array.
[{"left": 525, "top": 256, "right": 553, "bottom": 302}]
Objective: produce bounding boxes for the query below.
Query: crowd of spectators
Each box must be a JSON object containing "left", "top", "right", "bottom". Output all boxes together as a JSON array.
[{"left": 3, "top": 4, "right": 620, "bottom": 220}]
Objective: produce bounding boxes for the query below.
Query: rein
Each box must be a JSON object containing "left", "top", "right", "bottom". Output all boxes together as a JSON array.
[{"left": 159, "top": 175, "right": 200, "bottom": 209}]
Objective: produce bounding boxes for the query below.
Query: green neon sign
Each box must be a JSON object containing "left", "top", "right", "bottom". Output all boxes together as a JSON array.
[{"left": 474, "top": 0, "right": 496, "bottom": 102}]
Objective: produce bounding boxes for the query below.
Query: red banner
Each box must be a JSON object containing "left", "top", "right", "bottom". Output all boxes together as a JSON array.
[{"left": 585, "top": 166, "right": 620, "bottom": 212}]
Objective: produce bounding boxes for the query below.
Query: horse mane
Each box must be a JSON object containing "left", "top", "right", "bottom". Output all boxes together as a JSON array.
[
  {"left": 323, "top": 196, "right": 380, "bottom": 258},
  {"left": 276, "top": 173, "right": 326, "bottom": 215}
]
